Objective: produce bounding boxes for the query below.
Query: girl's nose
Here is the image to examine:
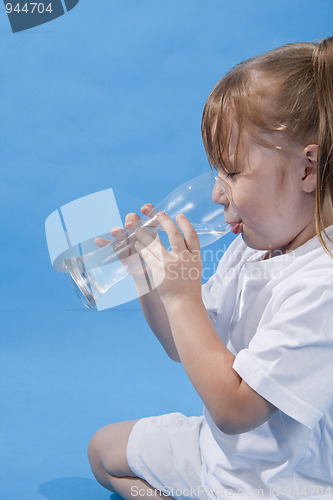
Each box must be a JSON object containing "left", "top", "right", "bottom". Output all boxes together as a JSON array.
[{"left": 212, "top": 178, "right": 232, "bottom": 206}]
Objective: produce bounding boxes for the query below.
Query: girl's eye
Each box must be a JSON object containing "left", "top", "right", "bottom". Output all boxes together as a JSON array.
[{"left": 225, "top": 172, "right": 239, "bottom": 179}]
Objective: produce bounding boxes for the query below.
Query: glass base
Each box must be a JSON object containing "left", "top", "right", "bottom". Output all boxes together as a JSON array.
[{"left": 64, "top": 259, "right": 97, "bottom": 309}]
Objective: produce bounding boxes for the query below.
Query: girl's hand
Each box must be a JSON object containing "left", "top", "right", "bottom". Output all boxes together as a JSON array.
[
  {"left": 134, "top": 212, "right": 203, "bottom": 305},
  {"left": 94, "top": 203, "right": 155, "bottom": 281},
  {"left": 95, "top": 203, "right": 155, "bottom": 249}
]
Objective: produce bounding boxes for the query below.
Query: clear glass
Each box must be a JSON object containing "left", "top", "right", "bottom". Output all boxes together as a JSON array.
[{"left": 63, "top": 172, "right": 231, "bottom": 308}]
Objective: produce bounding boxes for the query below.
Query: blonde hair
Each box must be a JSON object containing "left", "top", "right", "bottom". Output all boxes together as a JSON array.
[{"left": 202, "top": 37, "right": 333, "bottom": 256}]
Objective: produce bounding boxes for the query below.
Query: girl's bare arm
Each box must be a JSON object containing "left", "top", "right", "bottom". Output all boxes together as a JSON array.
[
  {"left": 136, "top": 284, "right": 180, "bottom": 362},
  {"left": 96, "top": 204, "right": 180, "bottom": 362}
]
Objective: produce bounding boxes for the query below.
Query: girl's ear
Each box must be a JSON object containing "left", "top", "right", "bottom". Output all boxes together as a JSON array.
[{"left": 302, "top": 144, "right": 318, "bottom": 193}]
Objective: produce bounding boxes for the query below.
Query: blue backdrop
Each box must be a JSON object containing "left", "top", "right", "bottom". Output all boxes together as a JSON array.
[{"left": 1, "top": 1, "right": 332, "bottom": 499}]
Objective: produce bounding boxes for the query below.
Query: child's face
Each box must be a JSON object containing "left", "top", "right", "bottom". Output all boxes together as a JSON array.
[{"left": 212, "top": 128, "right": 316, "bottom": 253}]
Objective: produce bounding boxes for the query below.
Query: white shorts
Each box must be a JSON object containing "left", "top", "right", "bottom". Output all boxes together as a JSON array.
[{"left": 126, "top": 412, "right": 209, "bottom": 500}]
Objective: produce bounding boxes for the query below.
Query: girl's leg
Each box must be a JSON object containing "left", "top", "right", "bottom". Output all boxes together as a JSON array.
[{"left": 88, "top": 420, "right": 173, "bottom": 500}]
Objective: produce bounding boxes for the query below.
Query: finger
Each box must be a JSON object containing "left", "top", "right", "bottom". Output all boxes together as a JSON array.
[
  {"left": 135, "top": 227, "right": 168, "bottom": 261},
  {"left": 95, "top": 237, "right": 110, "bottom": 248},
  {"left": 156, "top": 212, "right": 186, "bottom": 251},
  {"left": 110, "top": 227, "right": 126, "bottom": 238},
  {"left": 141, "top": 204, "right": 159, "bottom": 228},
  {"left": 125, "top": 212, "right": 141, "bottom": 229},
  {"left": 141, "top": 203, "right": 155, "bottom": 215},
  {"left": 175, "top": 214, "right": 200, "bottom": 253},
  {"left": 143, "top": 207, "right": 160, "bottom": 229},
  {"left": 111, "top": 226, "right": 135, "bottom": 258}
]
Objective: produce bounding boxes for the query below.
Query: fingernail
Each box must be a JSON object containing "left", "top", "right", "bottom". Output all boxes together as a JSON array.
[
  {"left": 157, "top": 211, "right": 165, "bottom": 216},
  {"left": 126, "top": 220, "right": 134, "bottom": 227}
]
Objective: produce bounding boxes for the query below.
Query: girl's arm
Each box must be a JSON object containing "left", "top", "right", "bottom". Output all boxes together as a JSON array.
[
  {"left": 125, "top": 205, "right": 181, "bottom": 361},
  {"left": 163, "top": 296, "right": 276, "bottom": 433},
  {"left": 135, "top": 212, "right": 277, "bottom": 435},
  {"left": 136, "top": 285, "right": 180, "bottom": 362},
  {"left": 97, "top": 204, "right": 180, "bottom": 362}
]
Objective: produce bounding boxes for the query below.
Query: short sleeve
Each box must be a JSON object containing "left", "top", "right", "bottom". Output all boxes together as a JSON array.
[
  {"left": 233, "top": 273, "right": 333, "bottom": 429},
  {"left": 201, "top": 236, "right": 250, "bottom": 326},
  {"left": 201, "top": 274, "right": 220, "bottom": 325}
]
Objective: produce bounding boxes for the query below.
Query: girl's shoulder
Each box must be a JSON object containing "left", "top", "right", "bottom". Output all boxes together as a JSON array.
[
  {"left": 284, "top": 226, "right": 333, "bottom": 280},
  {"left": 215, "top": 230, "right": 333, "bottom": 286}
]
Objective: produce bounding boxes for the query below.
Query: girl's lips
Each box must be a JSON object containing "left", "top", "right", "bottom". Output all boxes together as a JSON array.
[{"left": 230, "top": 222, "right": 242, "bottom": 234}]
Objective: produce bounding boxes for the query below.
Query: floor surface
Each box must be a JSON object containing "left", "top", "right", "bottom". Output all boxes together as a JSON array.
[{"left": 1, "top": 303, "right": 203, "bottom": 500}]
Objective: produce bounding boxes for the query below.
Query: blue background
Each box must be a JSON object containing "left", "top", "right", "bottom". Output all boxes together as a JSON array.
[{"left": 1, "top": 1, "right": 333, "bottom": 499}]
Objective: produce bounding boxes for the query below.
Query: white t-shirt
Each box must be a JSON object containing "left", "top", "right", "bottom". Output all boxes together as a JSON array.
[{"left": 200, "top": 226, "right": 333, "bottom": 500}]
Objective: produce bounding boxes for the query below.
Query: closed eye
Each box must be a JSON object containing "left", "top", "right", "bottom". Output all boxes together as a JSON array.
[{"left": 225, "top": 172, "right": 239, "bottom": 179}]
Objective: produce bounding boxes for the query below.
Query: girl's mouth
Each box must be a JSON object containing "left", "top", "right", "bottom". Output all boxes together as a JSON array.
[{"left": 230, "top": 223, "right": 242, "bottom": 235}]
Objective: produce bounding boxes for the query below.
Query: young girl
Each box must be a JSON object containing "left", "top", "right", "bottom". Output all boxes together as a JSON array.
[{"left": 88, "top": 37, "right": 333, "bottom": 499}]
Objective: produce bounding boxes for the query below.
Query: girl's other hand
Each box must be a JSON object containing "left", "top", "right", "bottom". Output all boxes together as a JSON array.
[
  {"left": 94, "top": 204, "right": 155, "bottom": 282},
  {"left": 94, "top": 203, "right": 155, "bottom": 248}
]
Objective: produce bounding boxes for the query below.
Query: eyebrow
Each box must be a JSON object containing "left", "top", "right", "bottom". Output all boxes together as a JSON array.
[{"left": 217, "top": 155, "right": 240, "bottom": 174}]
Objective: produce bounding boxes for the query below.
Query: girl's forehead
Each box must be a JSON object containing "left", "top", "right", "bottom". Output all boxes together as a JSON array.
[{"left": 219, "top": 128, "right": 292, "bottom": 174}]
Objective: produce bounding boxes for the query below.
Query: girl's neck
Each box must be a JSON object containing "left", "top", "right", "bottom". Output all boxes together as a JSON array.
[{"left": 264, "top": 193, "right": 333, "bottom": 260}]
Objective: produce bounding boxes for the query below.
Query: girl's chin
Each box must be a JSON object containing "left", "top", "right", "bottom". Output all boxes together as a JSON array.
[
  {"left": 241, "top": 230, "right": 272, "bottom": 251},
  {"left": 242, "top": 233, "right": 286, "bottom": 254}
]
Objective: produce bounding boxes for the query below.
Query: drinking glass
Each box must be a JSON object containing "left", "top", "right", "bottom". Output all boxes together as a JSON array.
[{"left": 63, "top": 172, "right": 231, "bottom": 308}]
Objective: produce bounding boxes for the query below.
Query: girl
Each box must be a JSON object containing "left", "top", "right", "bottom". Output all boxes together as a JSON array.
[{"left": 88, "top": 37, "right": 333, "bottom": 499}]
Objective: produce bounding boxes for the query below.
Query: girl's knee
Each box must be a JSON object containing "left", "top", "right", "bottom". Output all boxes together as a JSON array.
[
  {"left": 88, "top": 427, "right": 105, "bottom": 467},
  {"left": 87, "top": 431, "right": 117, "bottom": 492},
  {"left": 88, "top": 420, "right": 138, "bottom": 477},
  {"left": 88, "top": 427, "right": 110, "bottom": 482}
]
